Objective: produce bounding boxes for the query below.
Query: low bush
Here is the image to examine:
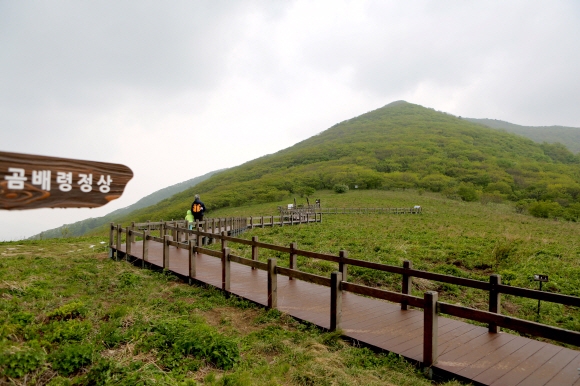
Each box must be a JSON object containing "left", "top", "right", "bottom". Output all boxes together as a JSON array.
[
  {"left": 49, "top": 343, "right": 94, "bottom": 376},
  {"left": 46, "top": 301, "right": 87, "bottom": 321},
  {"left": 0, "top": 344, "right": 46, "bottom": 378}
]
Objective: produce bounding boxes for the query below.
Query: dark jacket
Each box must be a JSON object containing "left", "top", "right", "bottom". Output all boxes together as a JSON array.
[{"left": 191, "top": 198, "right": 206, "bottom": 218}]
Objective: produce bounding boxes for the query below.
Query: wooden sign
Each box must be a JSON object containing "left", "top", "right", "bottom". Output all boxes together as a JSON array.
[{"left": 0, "top": 151, "right": 133, "bottom": 210}]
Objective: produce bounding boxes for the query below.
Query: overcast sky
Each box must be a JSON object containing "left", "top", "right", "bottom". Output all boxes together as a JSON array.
[{"left": 1, "top": 1, "right": 580, "bottom": 241}]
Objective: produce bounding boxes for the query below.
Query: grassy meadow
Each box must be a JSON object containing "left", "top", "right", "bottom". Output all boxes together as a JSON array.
[
  {"left": 0, "top": 234, "right": 463, "bottom": 385},
  {"left": 210, "top": 189, "right": 580, "bottom": 333},
  {"left": 2, "top": 187, "right": 580, "bottom": 384}
]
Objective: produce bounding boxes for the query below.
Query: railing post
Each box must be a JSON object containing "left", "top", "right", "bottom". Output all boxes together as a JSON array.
[
  {"left": 188, "top": 239, "right": 196, "bottom": 284},
  {"left": 251, "top": 236, "right": 259, "bottom": 270},
  {"left": 250, "top": 216, "right": 253, "bottom": 228},
  {"left": 109, "top": 223, "right": 115, "bottom": 258},
  {"left": 163, "top": 235, "right": 172, "bottom": 269},
  {"left": 423, "top": 291, "right": 438, "bottom": 377},
  {"left": 196, "top": 225, "right": 202, "bottom": 249},
  {"left": 261, "top": 216, "right": 264, "bottom": 228},
  {"left": 268, "top": 258, "right": 277, "bottom": 309},
  {"left": 126, "top": 229, "right": 132, "bottom": 259},
  {"left": 330, "top": 271, "right": 343, "bottom": 331},
  {"left": 116, "top": 224, "right": 122, "bottom": 261},
  {"left": 221, "top": 231, "right": 228, "bottom": 251},
  {"left": 289, "top": 242, "right": 297, "bottom": 279},
  {"left": 339, "top": 250, "right": 348, "bottom": 282},
  {"left": 306, "top": 212, "right": 310, "bottom": 225},
  {"left": 142, "top": 230, "right": 149, "bottom": 268},
  {"left": 489, "top": 274, "right": 502, "bottom": 333},
  {"left": 172, "top": 221, "right": 177, "bottom": 241},
  {"left": 203, "top": 220, "right": 208, "bottom": 243},
  {"left": 222, "top": 247, "right": 230, "bottom": 291},
  {"left": 130, "top": 222, "right": 136, "bottom": 242},
  {"left": 402, "top": 260, "right": 413, "bottom": 310}
]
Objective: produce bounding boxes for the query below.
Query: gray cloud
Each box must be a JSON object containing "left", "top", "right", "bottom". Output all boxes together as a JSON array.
[{"left": 1, "top": 0, "right": 579, "bottom": 240}]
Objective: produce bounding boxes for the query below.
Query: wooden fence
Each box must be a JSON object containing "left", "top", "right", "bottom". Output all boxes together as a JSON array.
[
  {"left": 109, "top": 217, "right": 580, "bottom": 369},
  {"left": 316, "top": 207, "right": 422, "bottom": 214}
]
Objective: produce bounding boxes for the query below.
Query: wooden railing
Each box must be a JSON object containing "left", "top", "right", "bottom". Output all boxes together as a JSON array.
[
  {"left": 316, "top": 207, "right": 422, "bottom": 214},
  {"left": 109, "top": 219, "right": 580, "bottom": 369}
]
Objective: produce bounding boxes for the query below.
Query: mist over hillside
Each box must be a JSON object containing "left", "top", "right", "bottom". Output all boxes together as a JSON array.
[
  {"left": 464, "top": 118, "right": 580, "bottom": 154},
  {"left": 107, "top": 101, "right": 580, "bottom": 225},
  {"left": 32, "top": 169, "right": 225, "bottom": 239}
]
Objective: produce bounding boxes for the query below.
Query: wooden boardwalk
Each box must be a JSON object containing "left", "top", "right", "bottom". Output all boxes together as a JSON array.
[{"left": 116, "top": 242, "right": 580, "bottom": 386}]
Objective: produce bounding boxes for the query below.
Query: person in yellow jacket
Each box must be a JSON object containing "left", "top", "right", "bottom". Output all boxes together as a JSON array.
[{"left": 185, "top": 209, "right": 195, "bottom": 230}]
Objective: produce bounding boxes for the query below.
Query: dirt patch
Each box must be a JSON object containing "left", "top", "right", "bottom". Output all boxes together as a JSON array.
[
  {"left": 202, "top": 307, "right": 264, "bottom": 335},
  {"left": 413, "top": 278, "right": 437, "bottom": 292}
]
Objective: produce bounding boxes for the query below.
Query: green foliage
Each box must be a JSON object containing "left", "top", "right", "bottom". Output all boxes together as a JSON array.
[
  {"left": 333, "top": 184, "right": 349, "bottom": 194},
  {"left": 528, "top": 201, "right": 563, "bottom": 218},
  {"left": 49, "top": 343, "right": 94, "bottom": 375},
  {"left": 457, "top": 183, "right": 480, "bottom": 202},
  {"left": 46, "top": 301, "right": 87, "bottom": 321},
  {"left": 138, "top": 318, "right": 240, "bottom": 370},
  {"left": 44, "top": 320, "right": 92, "bottom": 343},
  {"left": 0, "top": 344, "right": 46, "bottom": 378}
]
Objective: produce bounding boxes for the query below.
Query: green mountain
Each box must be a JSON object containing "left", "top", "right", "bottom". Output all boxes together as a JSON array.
[
  {"left": 33, "top": 169, "right": 225, "bottom": 239},
  {"left": 109, "top": 101, "right": 580, "bottom": 225},
  {"left": 464, "top": 117, "right": 580, "bottom": 154}
]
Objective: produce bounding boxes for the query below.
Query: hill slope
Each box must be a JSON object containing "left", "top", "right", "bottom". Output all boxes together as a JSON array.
[
  {"left": 464, "top": 117, "right": 580, "bottom": 154},
  {"left": 34, "top": 169, "right": 224, "bottom": 239},
  {"left": 110, "top": 101, "right": 580, "bottom": 224}
]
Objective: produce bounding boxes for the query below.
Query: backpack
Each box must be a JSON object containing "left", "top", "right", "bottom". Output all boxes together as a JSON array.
[{"left": 192, "top": 203, "right": 202, "bottom": 213}]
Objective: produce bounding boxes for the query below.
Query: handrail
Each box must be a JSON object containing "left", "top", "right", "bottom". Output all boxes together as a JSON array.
[
  {"left": 438, "top": 302, "right": 580, "bottom": 346},
  {"left": 110, "top": 214, "right": 580, "bottom": 360},
  {"left": 109, "top": 218, "right": 580, "bottom": 374},
  {"left": 109, "top": 221, "right": 578, "bottom": 311},
  {"left": 314, "top": 207, "right": 422, "bottom": 214}
]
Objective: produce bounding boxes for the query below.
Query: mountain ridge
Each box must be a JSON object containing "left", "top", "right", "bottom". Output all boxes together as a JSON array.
[
  {"left": 464, "top": 117, "right": 580, "bottom": 153},
  {"left": 100, "top": 101, "right": 580, "bottom": 226}
]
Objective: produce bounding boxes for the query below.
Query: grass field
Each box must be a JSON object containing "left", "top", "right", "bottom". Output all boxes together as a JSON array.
[
  {"left": 0, "top": 235, "right": 464, "bottom": 385},
  {"left": 2, "top": 188, "right": 579, "bottom": 384},
  {"left": 210, "top": 189, "right": 580, "bottom": 334}
]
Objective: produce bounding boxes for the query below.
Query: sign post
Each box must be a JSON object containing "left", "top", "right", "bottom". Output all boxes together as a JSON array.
[
  {"left": 534, "top": 274, "right": 549, "bottom": 318},
  {"left": 1, "top": 151, "right": 133, "bottom": 210}
]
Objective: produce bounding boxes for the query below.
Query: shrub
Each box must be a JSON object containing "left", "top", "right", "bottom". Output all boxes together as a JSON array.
[
  {"left": 50, "top": 343, "right": 94, "bottom": 376},
  {"left": 0, "top": 345, "right": 46, "bottom": 378},
  {"left": 528, "top": 201, "right": 563, "bottom": 218},
  {"left": 118, "top": 272, "right": 141, "bottom": 288},
  {"left": 45, "top": 320, "right": 91, "bottom": 343},
  {"left": 138, "top": 318, "right": 240, "bottom": 370},
  {"left": 333, "top": 184, "right": 349, "bottom": 194},
  {"left": 457, "top": 183, "right": 480, "bottom": 202},
  {"left": 47, "top": 301, "right": 87, "bottom": 321}
]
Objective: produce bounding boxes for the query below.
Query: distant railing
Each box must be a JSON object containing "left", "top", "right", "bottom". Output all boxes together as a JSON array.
[
  {"left": 316, "top": 207, "right": 422, "bottom": 214},
  {"left": 109, "top": 216, "right": 580, "bottom": 369}
]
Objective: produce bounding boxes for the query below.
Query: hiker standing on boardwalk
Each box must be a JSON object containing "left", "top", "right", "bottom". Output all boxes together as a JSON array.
[
  {"left": 184, "top": 209, "right": 194, "bottom": 230},
  {"left": 191, "top": 194, "right": 206, "bottom": 225}
]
